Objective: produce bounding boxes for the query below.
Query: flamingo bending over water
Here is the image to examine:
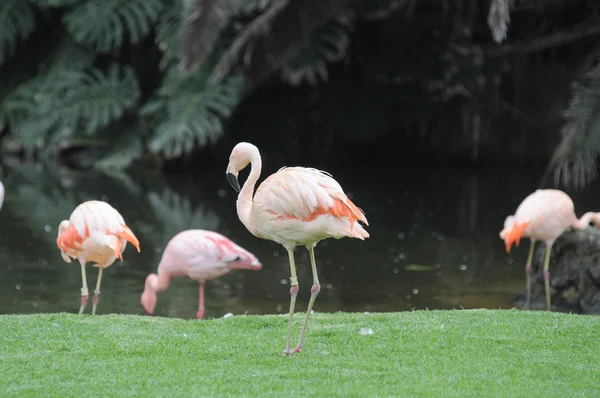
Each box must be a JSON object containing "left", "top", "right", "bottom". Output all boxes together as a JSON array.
[
  {"left": 57, "top": 200, "right": 140, "bottom": 315},
  {"left": 226, "top": 142, "right": 369, "bottom": 357},
  {"left": 140, "top": 229, "right": 262, "bottom": 319},
  {"left": 500, "top": 189, "right": 600, "bottom": 310}
]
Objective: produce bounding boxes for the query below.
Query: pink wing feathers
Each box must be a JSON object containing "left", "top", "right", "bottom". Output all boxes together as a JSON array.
[
  {"left": 255, "top": 167, "right": 369, "bottom": 230},
  {"left": 57, "top": 200, "right": 140, "bottom": 263},
  {"left": 158, "top": 230, "right": 262, "bottom": 277}
]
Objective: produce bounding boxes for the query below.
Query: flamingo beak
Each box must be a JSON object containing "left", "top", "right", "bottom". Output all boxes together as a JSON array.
[{"left": 226, "top": 172, "right": 241, "bottom": 192}]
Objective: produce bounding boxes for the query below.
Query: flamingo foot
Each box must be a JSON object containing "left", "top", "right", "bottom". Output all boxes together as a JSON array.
[
  {"left": 78, "top": 295, "right": 88, "bottom": 315},
  {"left": 283, "top": 348, "right": 293, "bottom": 358},
  {"left": 196, "top": 310, "right": 205, "bottom": 320},
  {"left": 294, "top": 345, "right": 303, "bottom": 353}
]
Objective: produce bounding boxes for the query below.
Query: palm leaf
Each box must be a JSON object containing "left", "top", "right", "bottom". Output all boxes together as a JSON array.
[
  {"left": 64, "top": 0, "right": 164, "bottom": 53},
  {"left": 279, "top": 14, "right": 353, "bottom": 86},
  {"left": 0, "top": 0, "right": 37, "bottom": 66},
  {"left": 5, "top": 63, "right": 140, "bottom": 148},
  {"left": 544, "top": 64, "right": 600, "bottom": 189},
  {"left": 142, "top": 64, "right": 244, "bottom": 159},
  {"left": 155, "top": 0, "right": 183, "bottom": 69}
]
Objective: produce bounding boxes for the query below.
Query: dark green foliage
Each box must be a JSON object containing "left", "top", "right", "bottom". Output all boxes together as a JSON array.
[
  {"left": 64, "top": 0, "right": 164, "bottom": 52},
  {"left": 546, "top": 64, "right": 600, "bottom": 189},
  {"left": 0, "top": 0, "right": 36, "bottom": 66},
  {"left": 142, "top": 64, "right": 244, "bottom": 159},
  {"left": 0, "top": 0, "right": 598, "bottom": 182},
  {"left": 279, "top": 13, "right": 354, "bottom": 86},
  {"left": 4, "top": 63, "right": 140, "bottom": 149}
]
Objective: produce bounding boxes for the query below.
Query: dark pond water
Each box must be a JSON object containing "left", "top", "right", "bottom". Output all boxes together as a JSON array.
[{"left": 1, "top": 159, "right": 597, "bottom": 319}]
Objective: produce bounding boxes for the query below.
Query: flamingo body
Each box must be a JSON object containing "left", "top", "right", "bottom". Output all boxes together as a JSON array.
[
  {"left": 251, "top": 167, "right": 369, "bottom": 247},
  {"left": 140, "top": 229, "right": 262, "bottom": 319},
  {"left": 226, "top": 142, "right": 369, "bottom": 357},
  {"left": 57, "top": 200, "right": 140, "bottom": 314}
]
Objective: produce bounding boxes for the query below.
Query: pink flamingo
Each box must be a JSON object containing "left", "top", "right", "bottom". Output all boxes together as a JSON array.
[
  {"left": 140, "top": 229, "right": 262, "bottom": 320},
  {"left": 500, "top": 189, "right": 600, "bottom": 310},
  {"left": 226, "top": 142, "right": 369, "bottom": 357},
  {"left": 57, "top": 200, "right": 141, "bottom": 315}
]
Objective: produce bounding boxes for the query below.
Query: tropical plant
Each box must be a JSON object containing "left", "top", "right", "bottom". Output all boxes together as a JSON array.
[{"left": 0, "top": 0, "right": 599, "bottom": 190}]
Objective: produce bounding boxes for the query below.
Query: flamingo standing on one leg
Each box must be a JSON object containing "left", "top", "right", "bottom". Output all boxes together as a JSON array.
[
  {"left": 140, "top": 229, "right": 262, "bottom": 319},
  {"left": 500, "top": 189, "right": 600, "bottom": 311},
  {"left": 57, "top": 200, "right": 141, "bottom": 315},
  {"left": 225, "top": 142, "right": 369, "bottom": 357}
]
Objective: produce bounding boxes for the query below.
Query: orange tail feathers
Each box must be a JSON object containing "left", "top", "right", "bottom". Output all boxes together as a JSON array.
[
  {"left": 116, "top": 224, "right": 141, "bottom": 253},
  {"left": 505, "top": 221, "right": 528, "bottom": 253}
]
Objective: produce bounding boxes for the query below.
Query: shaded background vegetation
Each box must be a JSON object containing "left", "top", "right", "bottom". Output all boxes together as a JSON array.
[{"left": 0, "top": 0, "right": 599, "bottom": 189}]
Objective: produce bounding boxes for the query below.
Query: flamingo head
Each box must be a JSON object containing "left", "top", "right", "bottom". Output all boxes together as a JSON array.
[
  {"left": 140, "top": 274, "right": 158, "bottom": 315},
  {"left": 500, "top": 216, "right": 528, "bottom": 253},
  {"left": 226, "top": 142, "right": 260, "bottom": 192},
  {"left": 226, "top": 253, "right": 263, "bottom": 271}
]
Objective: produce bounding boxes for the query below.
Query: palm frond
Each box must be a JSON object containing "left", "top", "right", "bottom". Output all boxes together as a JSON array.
[
  {"left": 545, "top": 64, "right": 600, "bottom": 189},
  {"left": 155, "top": 0, "right": 183, "bottom": 69},
  {"left": 141, "top": 64, "right": 244, "bottom": 159},
  {"left": 487, "top": 0, "right": 516, "bottom": 43},
  {"left": 279, "top": 13, "right": 353, "bottom": 86},
  {"left": 179, "top": 0, "right": 268, "bottom": 73},
  {"left": 5, "top": 63, "right": 140, "bottom": 148},
  {"left": 64, "top": 0, "right": 164, "bottom": 53},
  {"left": 0, "top": 0, "right": 37, "bottom": 66}
]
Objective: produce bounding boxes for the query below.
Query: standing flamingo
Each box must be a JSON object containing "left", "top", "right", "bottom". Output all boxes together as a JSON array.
[
  {"left": 140, "top": 229, "right": 262, "bottom": 319},
  {"left": 225, "top": 142, "right": 369, "bottom": 357},
  {"left": 57, "top": 200, "right": 141, "bottom": 315},
  {"left": 500, "top": 189, "right": 600, "bottom": 310}
]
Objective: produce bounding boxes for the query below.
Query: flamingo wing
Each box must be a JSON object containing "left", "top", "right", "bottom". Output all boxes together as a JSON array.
[
  {"left": 255, "top": 167, "right": 368, "bottom": 227},
  {"left": 56, "top": 201, "right": 140, "bottom": 263},
  {"left": 160, "top": 230, "right": 260, "bottom": 277}
]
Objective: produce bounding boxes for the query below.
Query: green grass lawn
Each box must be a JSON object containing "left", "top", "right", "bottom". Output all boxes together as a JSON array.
[{"left": 1, "top": 309, "right": 599, "bottom": 397}]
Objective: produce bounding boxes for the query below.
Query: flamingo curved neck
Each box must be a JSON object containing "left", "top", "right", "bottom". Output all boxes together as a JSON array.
[
  {"left": 150, "top": 272, "right": 171, "bottom": 293},
  {"left": 572, "top": 212, "right": 600, "bottom": 230},
  {"left": 237, "top": 155, "right": 261, "bottom": 235}
]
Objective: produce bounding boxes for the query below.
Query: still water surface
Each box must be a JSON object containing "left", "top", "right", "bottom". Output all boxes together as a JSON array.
[{"left": 1, "top": 160, "right": 595, "bottom": 319}]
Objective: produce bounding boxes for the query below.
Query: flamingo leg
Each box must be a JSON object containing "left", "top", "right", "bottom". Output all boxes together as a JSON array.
[
  {"left": 524, "top": 239, "right": 536, "bottom": 310},
  {"left": 197, "top": 282, "right": 205, "bottom": 320},
  {"left": 92, "top": 267, "right": 103, "bottom": 315},
  {"left": 283, "top": 248, "right": 299, "bottom": 358},
  {"left": 79, "top": 262, "right": 89, "bottom": 315},
  {"left": 294, "top": 244, "right": 321, "bottom": 354},
  {"left": 542, "top": 243, "right": 553, "bottom": 311}
]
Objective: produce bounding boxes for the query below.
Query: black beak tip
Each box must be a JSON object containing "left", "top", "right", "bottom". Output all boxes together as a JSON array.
[
  {"left": 144, "top": 311, "right": 152, "bottom": 316},
  {"left": 226, "top": 172, "right": 241, "bottom": 192}
]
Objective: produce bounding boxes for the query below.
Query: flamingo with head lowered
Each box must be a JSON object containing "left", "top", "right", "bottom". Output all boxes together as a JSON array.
[
  {"left": 140, "top": 229, "right": 262, "bottom": 319},
  {"left": 500, "top": 189, "right": 600, "bottom": 311},
  {"left": 225, "top": 142, "right": 369, "bottom": 357}
]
